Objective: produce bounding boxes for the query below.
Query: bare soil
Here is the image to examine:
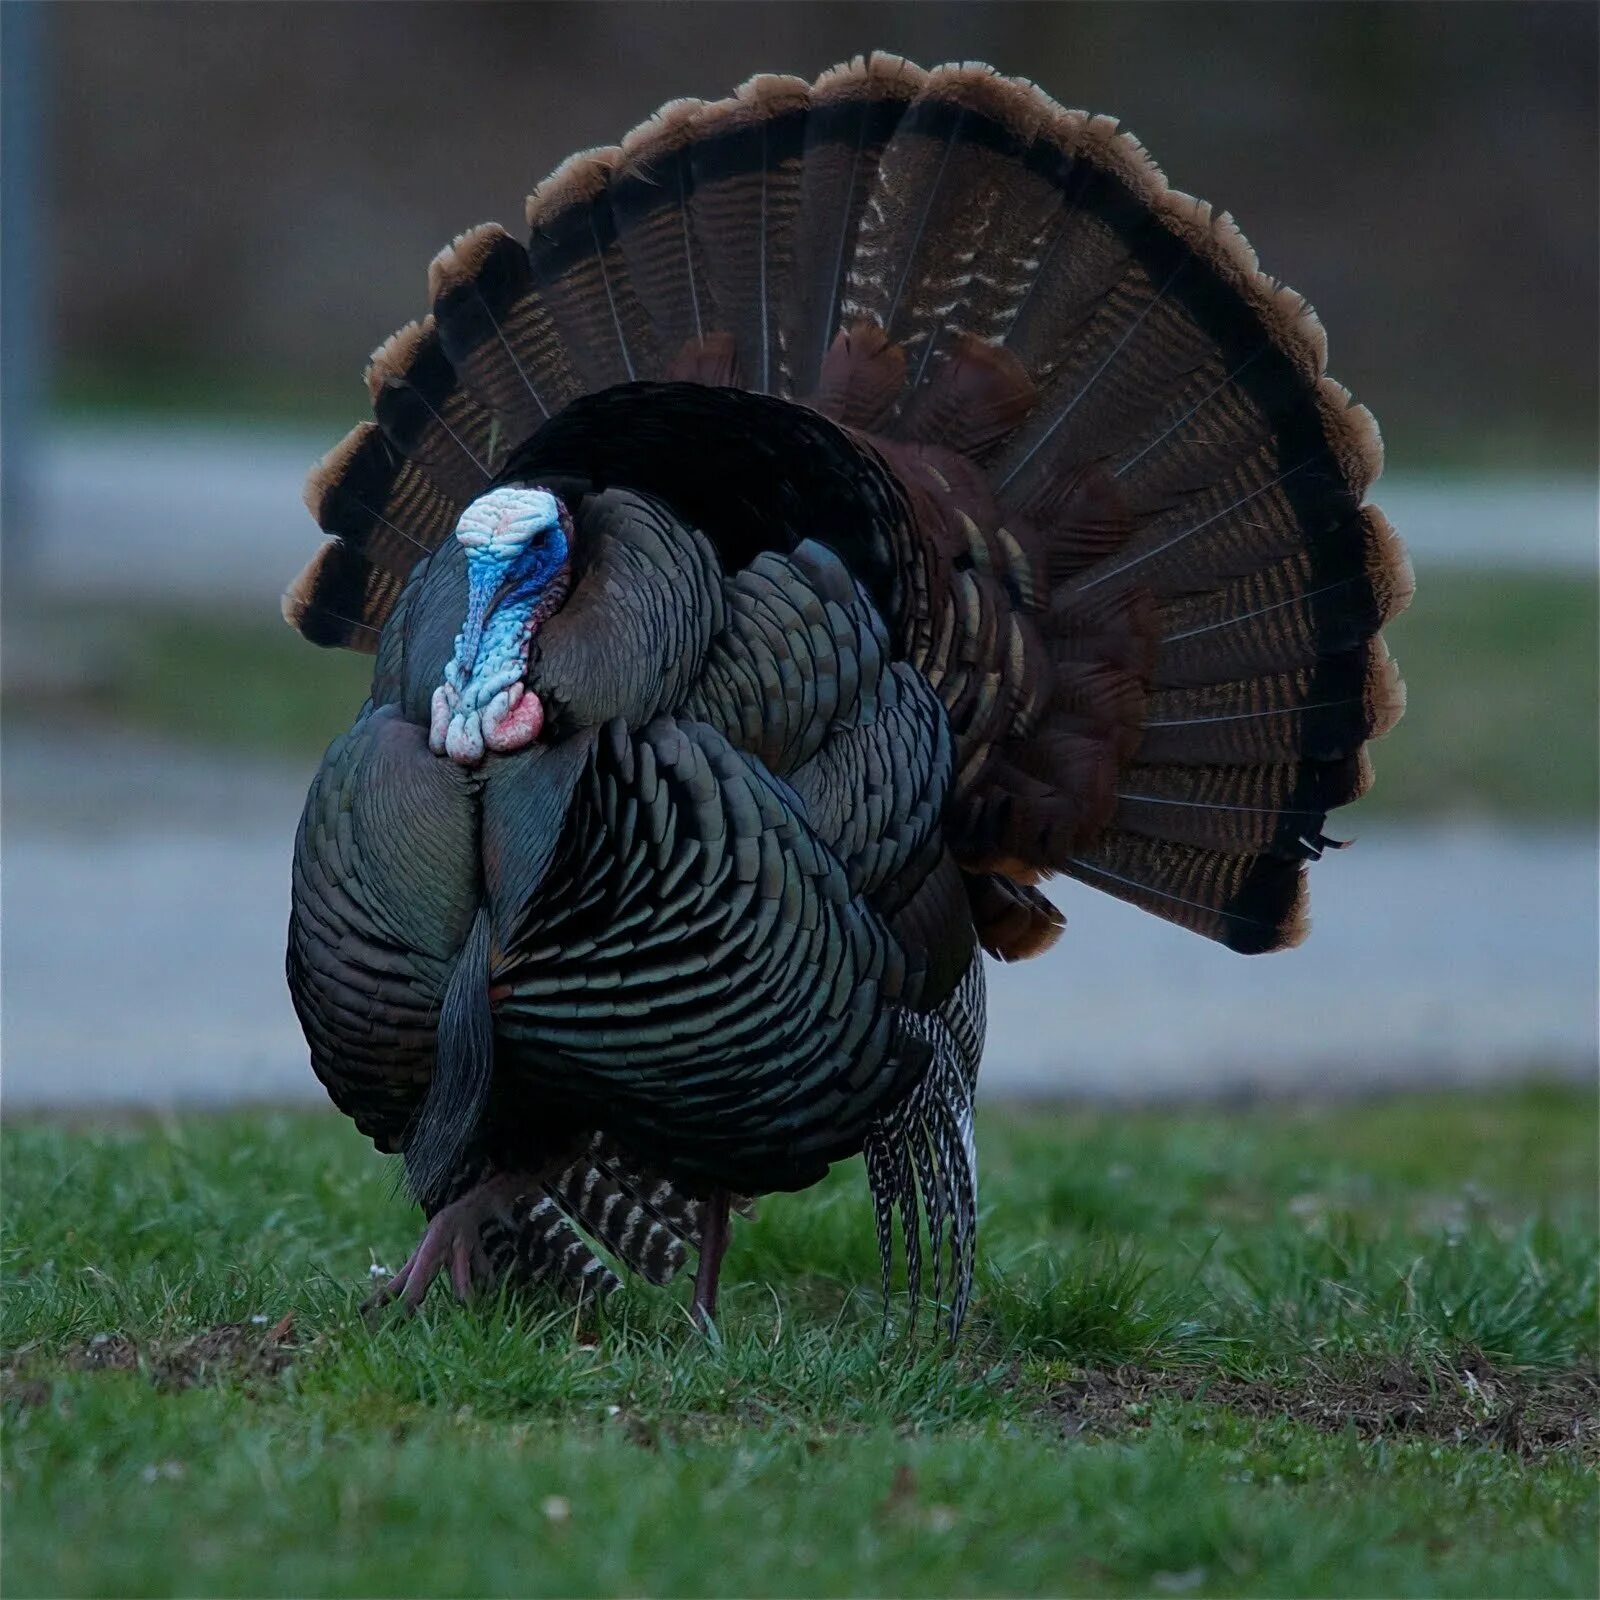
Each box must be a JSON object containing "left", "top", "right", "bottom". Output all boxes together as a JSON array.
[{"left": 1040, "top": 1356, "right": 1600, "bottom": 1462}]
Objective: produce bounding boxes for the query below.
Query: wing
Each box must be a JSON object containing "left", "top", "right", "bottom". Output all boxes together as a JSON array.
[{"left": 287, "top": 704, "right": 479, "bottom": 1151}]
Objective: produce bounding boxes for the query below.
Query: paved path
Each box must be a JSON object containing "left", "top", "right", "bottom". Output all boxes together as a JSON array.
[
  {"left": 4, "top": 729, "right": 1593, "bottom": 1112},
  {"left": 14, "top": 424, "right": 1598, "bottom": 610}
]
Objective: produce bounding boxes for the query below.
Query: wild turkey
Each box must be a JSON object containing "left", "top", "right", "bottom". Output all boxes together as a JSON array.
[{"left": 284, "top": 55, "right": 1411, "bottom": 1335}]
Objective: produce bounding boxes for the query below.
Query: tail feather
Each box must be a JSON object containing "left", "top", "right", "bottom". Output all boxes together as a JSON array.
[
  {"left": 965, "top": 872, "right": 1065, "bottom": 960},
  {"left": 687, "top": 74, "right": 811, "bottom": 395},
  {"left": 428, "top": 223, "right": 578, "bottom": 435},
  {"left": 810, "top": 320, "right": 908, "bottom": 430},
  {"left": 365, "top": 319, "right": 499, "bottom": 499},
  {"left": 786, "top": 54, "right": 926, "bottom": 397},
  {"left": 998, "top": 111, "right": 1167, "bottom": 381},
  {"left": 896, "top": 333, "right": 1037, "bottom": 459},
  {"left": 1067, "top": 388, "right": 1382, "bottom": 604},
  {"left": 525, "top": 147, "right": 661, "bottom": 390},
  {"left": 1152, "top": 507, "right": 1412, "bottom": 685},
  {"left": 285, "top": 421, "right": 451, "bottom": 653},
  {"left": 1066, "top": 834, "right": 1310, "bottom": 954},
  {"left": 1138, "top": 643, "right": 1406, "bottom": 766},
  {"left": 281, "top": 537, "right": 391, "bottom": 654},
  {"left": 841, "top": 65, "right": 1046, "bottom": 385},
  {"left": 1112, "top": 752, "right": 1371, "bottom": 857},
  {"left": 304, "top": 422, "right": 456, "bottom": 577},
  {"left": 610, "top": 99, "right": 713, "bottom": 369}
]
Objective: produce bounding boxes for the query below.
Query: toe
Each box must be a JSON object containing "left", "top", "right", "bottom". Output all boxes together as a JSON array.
[
  {"left": 363, "top": 1251, "right": 420, "bottom": 1316},
  {"left": 449, "top": 1232, "right": 474, "bottom": 1301}
]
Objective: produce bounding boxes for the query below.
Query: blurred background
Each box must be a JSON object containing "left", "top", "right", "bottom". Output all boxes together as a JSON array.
[{"left": 3, "top": 0, "right": 1595, "bottom": 1112}]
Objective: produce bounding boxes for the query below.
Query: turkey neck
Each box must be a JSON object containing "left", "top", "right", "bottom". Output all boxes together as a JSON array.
[{"left": 392, "top": 489, "right": 726, "bottom": 743}]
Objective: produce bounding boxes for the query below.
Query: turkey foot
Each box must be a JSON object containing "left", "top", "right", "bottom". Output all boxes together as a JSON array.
[
  {"left": 365, "top": 1172, "right": 542, "bottom": 1315},
  {"left": 691, "top": 1188, "right": 732, "bottom": 1332}
]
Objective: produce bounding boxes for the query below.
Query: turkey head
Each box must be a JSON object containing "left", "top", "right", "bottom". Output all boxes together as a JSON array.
[{"left": 427, "top": 487, "right": 573, "bottom": 765}]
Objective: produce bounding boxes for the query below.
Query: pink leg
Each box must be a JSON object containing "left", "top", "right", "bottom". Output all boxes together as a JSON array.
[
  {"left": 691, "top": 1189, "right": 732, "bottom": 1333},
  {"left": 365, "top": 1171, "right": 541, "bottom": 1315}
]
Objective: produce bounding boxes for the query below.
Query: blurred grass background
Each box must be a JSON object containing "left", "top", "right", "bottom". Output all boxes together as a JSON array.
[{"left": 1354, "top": 571, "right": 1596, "bottom": 822}]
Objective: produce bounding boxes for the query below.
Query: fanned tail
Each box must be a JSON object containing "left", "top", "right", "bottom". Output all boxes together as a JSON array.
[
  {"left": 287, "top": 52, "right": 1409, "bottom": 960},
  {"left": 822, "top": 63, "right": 1411, "bottom": 953}
]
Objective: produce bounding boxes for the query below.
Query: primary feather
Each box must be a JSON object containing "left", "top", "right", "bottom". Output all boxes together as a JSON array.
[{"left": 286, "top": 55, "right": 1410, "bottom": 1335}]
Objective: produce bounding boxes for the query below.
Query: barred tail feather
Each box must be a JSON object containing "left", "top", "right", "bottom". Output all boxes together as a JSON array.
[
  {"left": 428, "top": 223, "right": 579, "bottom": 435},
  {"left": 477, "top": 1191, "right": 623, "bottom": 1303}
]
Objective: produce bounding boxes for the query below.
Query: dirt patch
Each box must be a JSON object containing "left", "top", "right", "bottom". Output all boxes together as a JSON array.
[
  {"left": 79, "top": 1331, "right": 140, "bottom": 1371},
  {"left": 144, "top": 1313, "right": 299, "bottom": 1390},
  {"left": 1039, "top": 1356, "right": 1599, "bottom": 1462},
  {"left": 3, "top": 1312, "right": 299, "bottom": 1405}
]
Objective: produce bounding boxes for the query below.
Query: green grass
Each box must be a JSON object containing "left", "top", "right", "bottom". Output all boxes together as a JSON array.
[
  {"left": 1348, "top": 569, "right": 1598, "bottom": 824},
  {"left": 6, "top": 605, "right": 373, "bottom": 766},
  {"left": 9, "top": 569, "right": 1594, "bottom": 822},
  {"left": 50, "top": 370, "right": 1600, "bottom": 475},
  {"left": 54, "top": 364, "right": 364, "bottom": 437},
  {"left": 4, "top": 1087, "right": 1595, "bottom": 1597}
]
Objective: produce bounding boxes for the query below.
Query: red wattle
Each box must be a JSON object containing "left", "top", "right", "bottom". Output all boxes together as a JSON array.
[{"left": 484, "top": 686, "right": 544, "bottom": 753}]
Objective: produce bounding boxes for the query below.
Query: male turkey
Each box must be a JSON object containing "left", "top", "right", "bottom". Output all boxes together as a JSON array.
[{"left": 285, "top": 56, "right": 1410, "bottom": 1335}]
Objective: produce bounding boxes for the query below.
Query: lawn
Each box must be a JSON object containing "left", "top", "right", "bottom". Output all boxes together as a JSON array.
[
  {"left": 4, "top": 1087, "right": 1595, "bottom": 1597},
  {"left": 8, "top": 570, "right": 1596, "bottom": 824}
]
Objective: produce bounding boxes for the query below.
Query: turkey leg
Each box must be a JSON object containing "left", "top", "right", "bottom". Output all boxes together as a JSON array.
[
  {"left": 690, "top": 1188, "right": 732, "bottom": 1331},
  {"left": 365, "top": 1170, "right": 544, "bottom": 1315}
]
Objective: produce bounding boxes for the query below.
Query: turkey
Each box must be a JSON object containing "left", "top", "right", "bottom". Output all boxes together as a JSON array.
[{"left": 284, "top": 55, "right": 1411, "bottom": 1336}]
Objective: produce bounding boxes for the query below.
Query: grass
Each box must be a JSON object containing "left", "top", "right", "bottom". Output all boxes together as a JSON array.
[
  {"left": 1346, "top": 569, "right": 1598, "bottom": 824},
  {"left": 5, "top": 605, "right": 374, "bottom": 767},
  {"left": 51, "top": 368, "right": 1600, "bottom": 475},
  {"left": 8, "top": 569, "right": 1595, "bottom": 822},
  {"left": 4, "top": 1086, "right": 1595, "bottom": 1597},
  {"left": 53, "top": 365, "right": 365, "bottom": 438}
]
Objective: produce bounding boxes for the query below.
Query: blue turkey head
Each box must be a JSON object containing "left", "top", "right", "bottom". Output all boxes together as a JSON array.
[{"left": 429, "top": 486, "right": 573, "bottom": 765}]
